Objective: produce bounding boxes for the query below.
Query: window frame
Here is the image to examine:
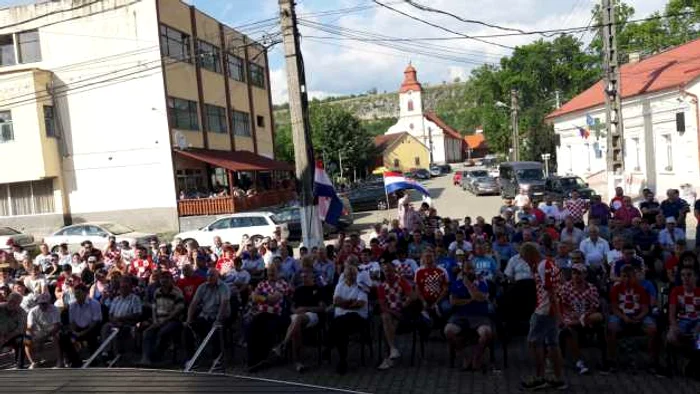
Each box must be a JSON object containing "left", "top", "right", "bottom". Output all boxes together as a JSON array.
[
  {"left": 196, "top": 39, "right": 222, "bottom": 74},
  {"left": 256, "top": 115, "right": 265, "bottom": 128},
  {"left": 204, "top": 104, "right": 227, "bottom": 134},
  {"left": 232, "top": 110, "right": 251, "bottom": 137},
  {"left": 168, "top": 97, "right": 199, "bottom": 131},
  {"left": 226, "top": 53, "right": 245, "bottom": 82},
  {"left": 17, "top": 30, "right": 41, "bottom": 64},
  {"left": 0, "top": 110, "right": 14, "bottom": 143},
  {"left": 0, "top": 179, "right": 55, "bottom": 217},
  {"left": 44, "top": 105, "right": 56, "bottom": 137},
  {"left": 0, "top": 34, "right": 16, "bottom": 67},
  {"left": 159, "top": 24, "right": 192, "bottom": 63},
  {"left": 248, "top": 62, "right": 265, "bottom": 88}
]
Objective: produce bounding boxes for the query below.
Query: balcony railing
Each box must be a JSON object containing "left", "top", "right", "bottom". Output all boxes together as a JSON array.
[{"left": 177, "top": 189, "right": 296, "bottom": 217}]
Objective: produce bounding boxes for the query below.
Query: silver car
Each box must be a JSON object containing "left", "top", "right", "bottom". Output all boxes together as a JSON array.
[
  {"left": 44, "top": 222, "right": 156, "bottom": 252},
  {"left": 0, "top": 227, "right": 36, "bottom": 252},
  {"left": 471, "top": 176, "right": 500, "bottom": 196}
]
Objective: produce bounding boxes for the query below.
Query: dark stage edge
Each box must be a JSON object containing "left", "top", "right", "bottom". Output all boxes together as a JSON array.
[{"left": 0, "top": 368, "right": 371, "bottom": 393}]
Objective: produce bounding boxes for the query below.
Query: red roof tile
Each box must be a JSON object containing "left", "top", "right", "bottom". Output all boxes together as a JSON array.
[
  {"left": 175, "top": 148, "right": 294, "bottom": 171},
  {"left": 464, "top": 133, "right": 486, "bottom": 149},
  {"left": 399, "top": 63, "right": 423, "bottom": 93},
  {"left": 547, "top": 38, "right": 700, "bottom": 119},
  {"left": 424, "top": 112, "right": 463, "bottom": 140}
]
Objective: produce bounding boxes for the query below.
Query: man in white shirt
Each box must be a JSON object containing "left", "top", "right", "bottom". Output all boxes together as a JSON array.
[
  {"left": 579, "top": 226, "right": 610, "bottom": 269},
  {"left": 330, "top": 265, "right": 368, "bottom": 375},
  {"left": 514, "top": 189, "right": 531, "bottom": 210},
  {"left": 538, "top": 195, "right": 560, "bottom": 221},
  {"left": 25, "top": 293, "right": 60, "bottom": 368},
  {"left": 560, "top": 217, "right": 584, "bottom": 247},
  {"left": 448, "top": 231, "right": 473, "bottom": 256},
  {"left": 504, "top": 254, "right": 533, "bottom": 282}
]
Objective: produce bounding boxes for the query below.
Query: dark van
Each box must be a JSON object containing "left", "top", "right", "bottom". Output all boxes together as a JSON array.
[{"left": 499, "top": 161, "right": 546, "bottom": 201}]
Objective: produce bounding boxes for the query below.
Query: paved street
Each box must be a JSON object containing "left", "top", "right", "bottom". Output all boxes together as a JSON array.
[{"left": 228, "top": 167, "right": 700, "bottom": 394}]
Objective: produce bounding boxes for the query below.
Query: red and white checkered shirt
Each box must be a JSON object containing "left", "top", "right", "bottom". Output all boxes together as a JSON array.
[
  {"left": 559, "top": 281, "right": 599, "bottom": 325},
  {"left": 610, "top": 282, "right": 650, "bottom": 316},
  {"left": 565, "top": 198, "right": 588, "bottom": 222},
  {"left": 670, "top": 286, "right": 700, "bottom": 321},
  {"left": 534, "top": 259, "right": 561, "bottom": 316},
  {"left": 415, "top": 266, "right": 447, "bottom": 304},
  {"left": 253, "top": 279, "right": 292, "bottom": 315},
  {"left": 129, "top": 258, "right": 153, "bottom": 279},
  {"left": 377, "top": 277, "right": 412, "bottom": 314}
]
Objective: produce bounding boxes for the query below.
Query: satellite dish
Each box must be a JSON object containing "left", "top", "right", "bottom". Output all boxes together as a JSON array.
[{"left": 175, "top": 131, "right": 188, "bottom": 150}]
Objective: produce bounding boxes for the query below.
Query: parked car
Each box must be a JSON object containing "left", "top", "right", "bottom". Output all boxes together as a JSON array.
[
  {"left": 439, "top": 164, "right": 452, "bottom": 174},
  {"left": 45, "top": 222, "right": 156, "bottom": 252},
  {"left": 270, "top": 197, "right": 353, "bottom": 240},
  {"left": 461, "top": 169, "right": 488, "bottom": 191},
  {"left": 0, "top": 227, "right": 36, "bottom": 252},
  {"left": 470, "top": 176, "right": 500, "bottom": 196},
  {"left": 498, "top": 161, "right": 546, "bottom": 201},
  {"left": 545, "top": 175, "right": 596, "bottom": 201},
  {"left": 414, "top": 168, "right": 431, "bottom": 180},
  {"left": 429, "top": 165, "right": 442, "bottom": 177},
  {"left": 175, "top": 212, "right": 288, "bottom": 248},
  {"left": 453, "top": 170, "right": 466, "bottom": 186},
  {"left": 488, "top": 166, "right": 500, "bottom": 178},
  {"left": 345, "top": 185, "right": 398, "bottom": 212}
]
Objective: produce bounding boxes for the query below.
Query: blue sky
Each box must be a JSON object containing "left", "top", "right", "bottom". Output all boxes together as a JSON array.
[{"left": 2, "top": 0, "right": 668, "bottom": 103}]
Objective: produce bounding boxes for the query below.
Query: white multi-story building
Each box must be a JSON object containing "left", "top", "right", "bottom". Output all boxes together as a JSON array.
[
  {"left": 385, "top": 64, "right": 464, "bottom": 165},
  {"left": 547, "top": 38, "right": 700, "bottom": 200},
  {"left": 0, "top": 0, "right": 287, "bottom": 236}
]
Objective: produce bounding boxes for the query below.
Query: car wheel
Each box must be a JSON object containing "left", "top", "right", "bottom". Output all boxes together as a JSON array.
[{"left": 377, "top": 200, "right": 388, "bottom": 210}]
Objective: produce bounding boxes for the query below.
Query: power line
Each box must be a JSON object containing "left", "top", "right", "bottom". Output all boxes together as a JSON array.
[{"left": 372, "top": 0, "right": 515, "bottom": 50}]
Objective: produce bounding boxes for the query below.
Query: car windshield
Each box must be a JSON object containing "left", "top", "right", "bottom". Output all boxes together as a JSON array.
[
  {"left": 560, "top": 177, "right": 586, "bottom": 188},
  {"left": 0, "top": 227, "right": 19, "bottom": 236},
  {"left": 470, "top": 170, "right": 488, "bottom": 177},
  {"left": 516, "top": 168, "right": 543, "bottom": 181},
  {"left": 268, "top": 214, "right": 282, "bottom": 225},
  {"left": 100, "top": 223, "right": 134, "bottom": 235}
]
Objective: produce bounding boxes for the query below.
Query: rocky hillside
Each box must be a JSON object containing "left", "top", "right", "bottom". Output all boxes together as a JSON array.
[{"left": 274, "top": 81, "right": 471, "bottom": 127}]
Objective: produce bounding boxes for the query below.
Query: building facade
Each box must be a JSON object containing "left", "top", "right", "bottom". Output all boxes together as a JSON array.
[
  {"left": 385, "top": 64, "right": 463, "bottom": 165},
  {"left": 547, "top": 39, "right": 700, "bottom": 200},
  {"left": 0, "top": 0, "right": 278, "bottom": 235},
  {"left": 373, "top": 132, "right": 430, "bottom": 172}
]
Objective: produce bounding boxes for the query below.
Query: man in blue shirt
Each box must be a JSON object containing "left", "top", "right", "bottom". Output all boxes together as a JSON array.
[
  {"left": 444, "top": 260, "right": 492, "bottom": 371},
  {"left": 660, "top": 189, "right": 690, "bottom": 232}
]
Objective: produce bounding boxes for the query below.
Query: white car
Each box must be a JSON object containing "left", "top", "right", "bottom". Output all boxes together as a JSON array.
[
  {"left": 44, "top": 222, "right": 156, "bottom": 252},
  {"left": 0, "top": 227, "right": 36, "bottom": 252},
  {"left": 175, "top": 212, "right": 287, "bottom": 248}
]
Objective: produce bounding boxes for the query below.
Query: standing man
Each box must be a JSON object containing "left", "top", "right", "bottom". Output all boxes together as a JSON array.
[
  {"left": 639, "top": 189, "right": 661, "bottom": 225},
  {"left": 610, "top": 187, "right": 625, "bottom": 213},
  {"left": 588, "top": 195, "right": 611, "bottom": 235},
  {"left": 520, "top": 242, "right": 567, "bottom": 390},
  {"left": 564, "top": 190, "right": 588, "bottom": 229},
  {"left": 660, "top": 189, "right": 690, "bottom": 234}
]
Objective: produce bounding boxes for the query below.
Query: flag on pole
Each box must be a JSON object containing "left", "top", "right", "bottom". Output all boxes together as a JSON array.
[
  {"left": 586, "top": 114, "right": 595, "bottom": 127},
  {"left": 314, "top": 161, "right": 343, "bottom": 226},
  {"left": 577, "top": 126, "right": 590, "bottom": 139},
  {"left": 383, "top": 171, "right": 430, "bottom": 196}
]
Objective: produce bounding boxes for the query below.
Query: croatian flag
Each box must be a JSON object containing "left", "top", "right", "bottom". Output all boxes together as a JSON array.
[
  {"left": 314, "top": 161, "right": 343, "bottom": 225},
  {"left": 383, "top": 171, "right": 430, "bottom": 196}
]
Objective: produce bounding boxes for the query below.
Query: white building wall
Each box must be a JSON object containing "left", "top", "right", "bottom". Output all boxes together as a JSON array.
[
  {"left": 553, "top": 85, "right": 700, "bottom": 200},
  {"left": 0, "top": 0, "right": 177, "bottom": 231}
]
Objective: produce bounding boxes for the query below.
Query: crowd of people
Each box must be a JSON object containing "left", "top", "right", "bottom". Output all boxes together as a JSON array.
[{"left": 0, "top": 184, "right": 698, "bottom": 390}]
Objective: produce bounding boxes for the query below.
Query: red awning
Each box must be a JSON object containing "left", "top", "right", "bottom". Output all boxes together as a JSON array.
[{"left": 174, "top": 148, "right": 294, "bottom": 172}]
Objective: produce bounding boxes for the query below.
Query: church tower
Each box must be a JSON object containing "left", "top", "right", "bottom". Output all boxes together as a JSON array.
[{"left": 398, "top": 63, "right": 424, "bottom": 130}]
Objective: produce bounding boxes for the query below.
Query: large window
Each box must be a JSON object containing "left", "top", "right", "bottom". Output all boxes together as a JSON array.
[
  {"left": 249, "top": 62, "right": 265, "bottom": 88},
  {"left": 44, "top": 105, "right": 55, "bottom": 137},
  {"left": 17, "top": 30, "right": 41, "bottom": 63},
  {"left": 204, "top": 104, "right": 227, "bottom": 134},
  {"left": 0, "top": 35, "right": 15, "bottom": 66},
  {"left": 0, "top": 179, "right": 55, "bottom": 217},
  {"left": 232, "top": 110, "right": 251, "bottom": 136},
  {"left": 226, "top": 53, "right": 245, "bottom": 82},
  {"left": 197, "top": 40, "right": 222, "bottom": 73},
  {"left": 0, "top": 111, "right": 13, "bottom": 143},
  {"left": 159, "top": 24, "right": 191, "bottom": 62},
  {"left": 168, "top": 97, "right": 199, "bottom": 131}
]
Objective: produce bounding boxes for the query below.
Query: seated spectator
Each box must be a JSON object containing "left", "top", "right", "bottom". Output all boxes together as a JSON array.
[
  {"left": 492, "top": 233, "right": 517, "bottom": 271},
  {"left": 448, "top": 231, "right": 473, "bottom": 257},
  {"left": 23, "top": 264, "right": 47, "bottom": 295},
  {"left": 186, "top": 269, "right": 230, "bottom": 359},
  {"left": 0, "top": 292, "right": 27, "bottom": 368},
  {"left": 313, "top": 248, "right": 335, "bottom": 302},
  {"left": 603, "top": 265, "right": 658, "bottom": 374},
  {"left": 274, "top": 267, "right": 325, "bottom": 373},
  {"left": 139, "top": 274, "right": 184, "bottom": 365},
  {"left": 579, "top": 226, "right": 609, "bottom": 270},
  {"left": 24, "top": 293, "right": 60, "bottom": 368},
  {"left": 392, "top": 249, "right": 419, "bottom": 285},
  {"left": 407, "top": 230, "right": 429, "bottom": 261},
  {"left": 539, "top": 233, "right": 557, "bottom": 258},
  {"left": 658, "top": 217, "right": 685, "bottom": 259},
  {"left": 559, "top": 264, "right": 603, "bottom": 375},
  {"left": 613, "top": 196, "right": 641, "bottom": 227},
  {"left": 444, "top": 260, "right": 492, "bottom": 371},
  {"left": 55, "top": 264, "right": 81, "bottom": 310},
  {"left": 224, "top": 257, "right": 250, "bottom": 310},
  {"left": 471, "top": 242, "right": 500, "bottom": 283},
  {"left": 667, "top": 267, "right": 700, "bottom": 352},
  {"left": 101, "top": 276, "right": 143, "bottom": 360},
  {"left": 80, "top": 241, "right": 103, "bottom": 264},
  {"left": 278, "top": 246, "right": 299, "bottom": 284},
  {"left": 665, "top": 239, "right": 687, "bottom": 283},
  {"left": 177, "top": 264, "right": 205, "bottom": 306},
  {"left": 538, "top": 194, "right": 560, "bottom": 221},
  {"left": 61, "top": 284, "right": 102, "bottom": 368},
  {"left": 560, "top": 217, "right": 584, "bottom": 246},
  {"left": 215, "top": 246, "right": 236, "bottom": 275},
  {"left": 358, "top": 249, "right": 381, "bottom": 288},
  {"left": 504, "top": 251, "right": 533, "bottom": 283},
  {"left": 610, "top": 244, "right": 645, "bottom": 282},
  {"left": 129, "top": 248, "right": 153, "bottom": 282},
  {"left": 606, "top": 236, "right": 624, "bottom": 268},
  {"left": 34, "top": 244, "right": 53, "bottom": 275},
  {"left": 415, "top": 248, "right": 449, "bottom": 320},
  {"left": 377, "top": 262, "right": 419, "bottom": 370},
  {"left": 329, "top": 265, "right": 368, "bottom": 375},
  {"left": 241, "top": 243, "right": 265, "bottom": 285}
]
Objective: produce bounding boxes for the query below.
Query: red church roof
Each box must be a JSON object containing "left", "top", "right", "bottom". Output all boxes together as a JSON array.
[
  {"left": 547, "top": 38, "right": 700, "bottom": 119},
  {"left": 399, "top": 63, "right": 423, "bottom": 93}
]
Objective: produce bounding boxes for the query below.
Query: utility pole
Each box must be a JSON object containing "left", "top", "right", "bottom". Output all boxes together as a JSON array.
[
  {"left": 510, "top": 89, "right": 520, "bottom": 161},
  {"left": 279, "top": 0, "right": 323, "bottom": 247},
  {"left": 602, "top": 0, "right": 625, "bottom": 197}
]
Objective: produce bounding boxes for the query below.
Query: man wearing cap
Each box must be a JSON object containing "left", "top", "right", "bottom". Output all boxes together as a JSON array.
[
  {"left": 559, "top": 263, "right": 603, "bottom": 375},
  {"left": 25, "top": 292, "right": 61, "bottom": 368},
  {"left": 658, "top": 217, "right": 685, "bottom": 258}
]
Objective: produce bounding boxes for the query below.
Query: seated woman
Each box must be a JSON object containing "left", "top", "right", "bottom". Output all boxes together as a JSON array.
[
  {"left": 273, "top": 268, "right": 325, "bottom": 373},
  {"left": 329, "top": 265, "right": 368, "bottom": 375},
  {"left": 246, "top": 263, "right": 292, "bottom": 371}
]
